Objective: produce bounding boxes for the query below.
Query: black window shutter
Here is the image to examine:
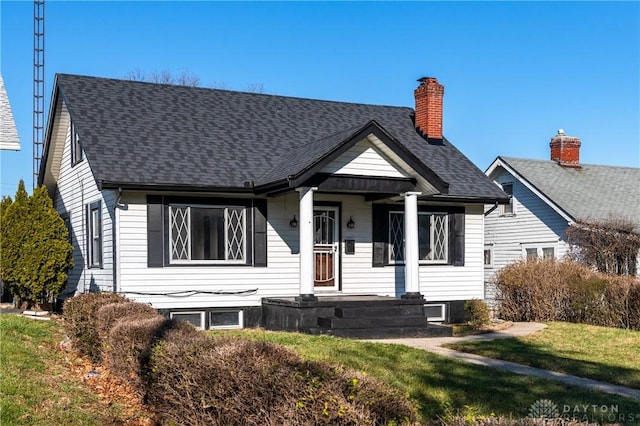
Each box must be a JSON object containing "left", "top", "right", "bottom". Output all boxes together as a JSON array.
[
  {"left": 372, "top": 204, "right": 389, "bottom": 267},
  {"left": 147, "top": 195, "right": 164, "bottom": 267},
  {"left": 450, "top": 211, "right": 465, "bottom": 266},
  {"left": 96, "top": 201, "right": 103, "bottom": 268},
  {"left": 253, "top": 199, "right": 267, "bottom": 267},
  {"left": 85, "top": 204, "right": 90, "bottom": 268}
]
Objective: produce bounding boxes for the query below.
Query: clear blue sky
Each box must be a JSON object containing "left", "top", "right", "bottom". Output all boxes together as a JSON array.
[{"left": 1, "top": 1, "right": 638, "bottom": 198}]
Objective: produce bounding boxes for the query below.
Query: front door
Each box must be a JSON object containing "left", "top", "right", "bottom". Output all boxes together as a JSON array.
[{"left": 313, "top": 207, "right": 339, "bottom": 291}]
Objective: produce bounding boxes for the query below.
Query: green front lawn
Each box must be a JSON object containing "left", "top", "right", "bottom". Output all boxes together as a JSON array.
[
  {"left": 0, "top": 315, "right": 142, "bottom": 425},
  {"left": 445, "top": 322, "right": 640, "bottom": 389},
  {"left": 217, "top": 328, "right": 640, "bottom": 422},
  {"left": 3, "top": 315, "right": 640, "bottom": 424}
]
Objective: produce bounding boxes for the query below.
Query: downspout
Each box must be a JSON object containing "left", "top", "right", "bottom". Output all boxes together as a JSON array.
[
  {"left": 113, "top": 187, "right": 123, "bottom": 294},
  {"left": 484, "top": 202, "right": 499, "bottom": 217}
]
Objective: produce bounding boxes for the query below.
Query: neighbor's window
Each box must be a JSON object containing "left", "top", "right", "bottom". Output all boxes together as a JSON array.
[
  {"left": 389, "top": 212, "right": 448, "bottom": 264},
  {"left": 523, "top": 245, "right": 556, "bottom": 261},
  {"left": 87, "top": 201, "right": 102, "bottom": 268},
  {"left": 501, "top": 182, "right": 514, "bottom": 215},
  {"left": 70, "top": 122, "right": 83, "bottom": 166},
  {"left": 484, "top": 247, "right": 493, "bottom": 267},
  {"left": 170, "top": 205, "right": 245, "bottom": 263},
  {"left": 542, "top": 247, "right": 555, "bottom": 260}
]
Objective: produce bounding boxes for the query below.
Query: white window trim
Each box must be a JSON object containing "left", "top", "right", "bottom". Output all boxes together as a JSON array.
[
  {"left": 170, "top": 311, "right": 205, "bottom": 330},
  {"left": 424, "top": 303, "right": 446, "bottom": 322},
  {"left": 521, "top": 242, "right": 558, "bottom": 260},
  {"left": 499, "top": 182, "right": 516, "bottom": 216},
  {"left": 388, "top": 211, "right": 449, "bottom": 265},
  {"left": 88, "top": 201, "right": 102, "bottom": 269},
  {"left": 209, "top": 309, "right": 244, "bottom": 330},
  {"left": 169, "top": 204, "right": 247, "bottom": 264}
]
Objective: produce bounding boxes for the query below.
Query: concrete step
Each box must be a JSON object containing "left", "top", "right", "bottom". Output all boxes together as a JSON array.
[
  {"left": 308, "top": 324, "right": 452, "bottom": 339},
  {"left": 317, "top": 315, "right": 427, "bottom": 329},
  {"left": 335, "top": 305, "right": 423, "bottom": 318}
]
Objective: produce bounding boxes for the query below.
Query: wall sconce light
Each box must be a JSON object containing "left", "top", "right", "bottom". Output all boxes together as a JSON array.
[
  {"left": 290, "top": 215, "right": 298, "bottom": 228},
  {"left": 346, "top": 216, "right": 355, "bottom": 229}
]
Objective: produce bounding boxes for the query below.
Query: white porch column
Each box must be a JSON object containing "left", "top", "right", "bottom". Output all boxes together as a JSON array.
[
  {"left": 296, "top": 187, "right": 318, "bottom": 301},
  {"left": 402, "top": 191, "right": 423, "bottom": 299}
]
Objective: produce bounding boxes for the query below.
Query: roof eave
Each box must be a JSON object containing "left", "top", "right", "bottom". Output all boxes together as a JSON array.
[
  {"left": 98, "top": 180, "right": 256, "bottom": 194},
  {"left": 420, "top": 194, "right": 511, "bottom": 205}
]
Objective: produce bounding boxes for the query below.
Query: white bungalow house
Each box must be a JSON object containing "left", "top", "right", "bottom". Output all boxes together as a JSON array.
[
  {"left": 484, "top": 131, "right": 640, "bottom": 303},
  {"left": 39, "top": 74, "right": 508, "bottom": 335}
]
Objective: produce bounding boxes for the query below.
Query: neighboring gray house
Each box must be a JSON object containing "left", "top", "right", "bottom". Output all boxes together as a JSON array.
[
  {"left": 0, "top": 74, "right": 21, "bottom": 151},
  {"left": 39, "top": 74, "right": 508, "bottom": 333},
  {"left": 484, "top": 130, "right": 640, "bottom": 301}
]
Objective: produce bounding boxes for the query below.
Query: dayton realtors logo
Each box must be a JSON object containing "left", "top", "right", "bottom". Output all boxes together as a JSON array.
[
  {"left": 528, "top": 399, "right": 560, "bottom": 419},
  {"left": 528, "top": 399, "right": 639, "bottom": 423}
]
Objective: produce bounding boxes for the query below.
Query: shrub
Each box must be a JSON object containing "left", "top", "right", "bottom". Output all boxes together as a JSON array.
[
  {"left": 95, "top": 302, "right": 158, "bottom": 343},
  {"left": 105, "top": 316, "right": 198, "bottom": 391},
  {"left": 0, "top": 182, "right": 74, "bottom": 308},
  {"left": 495, "top": 259, "right": 640, "bottom": 330},
  {"left": 147, "top": 333, "right": 416, "bottom": 425},
  {"left": 62, "top": 292, "right": 128, "bottom": 362},
  {"left": 464, "top": 299, "right": 490, "bottom": 328}
]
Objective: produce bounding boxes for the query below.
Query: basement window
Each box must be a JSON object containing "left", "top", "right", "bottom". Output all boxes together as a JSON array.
[
  {"left": 170, "top": 311, "right": 205, "bottom": 330},
  {"left": 209, "top": 309, "right": 243, "bottom": 330},
  {"left": 424, "top": 303, "right": 446, "bottom": 322}
]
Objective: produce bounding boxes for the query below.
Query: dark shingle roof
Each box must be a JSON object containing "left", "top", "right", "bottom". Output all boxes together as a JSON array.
[
  {"left": 500, "top": 157, "right": 640, "bottom": 230},
  {"left": 54, "top": 73, "right": 504, "bottom": 199}
]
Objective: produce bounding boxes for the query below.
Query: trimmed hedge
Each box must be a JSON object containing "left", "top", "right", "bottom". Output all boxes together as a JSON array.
[
  {"left": 95, "top": 302, "right": 158, "bottom": 342},
  {"left": 147, "top": 332, "right": 416, "bottom": 425},
  {"left": 62, "top": 296, "right": 418, "bottom": 425},
  {"left": 495, "top": 259, "right": 640, "bottom": 329},
  {"left": 105, "top": 316, "right": 198, "bottom": 391},
  {"left": 62, "top": 292, "right": 128, "bottom": 362}
]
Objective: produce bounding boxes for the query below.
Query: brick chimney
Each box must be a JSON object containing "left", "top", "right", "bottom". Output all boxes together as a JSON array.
[
  {"left": 414, "top": 77, "right": 444, "bottom": 140},
  {"left": 550, "top": 129, "right": 581, "bottom": 167}
]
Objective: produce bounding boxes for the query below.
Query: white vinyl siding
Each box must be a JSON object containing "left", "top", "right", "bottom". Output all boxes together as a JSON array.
[
  {"left": 320, "top": 139, "right": 408, "bottom": 178},
  {"left": 52, "top": 103, "right": 115, "bottom": 295},
  {"left": 116, "top": 192, "right": 486, "bottom": 309},
  {"left": 484, "top": 168, "right": 570, "bottom": 300}
]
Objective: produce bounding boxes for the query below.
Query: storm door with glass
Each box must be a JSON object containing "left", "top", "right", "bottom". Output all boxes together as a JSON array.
[{"left": 313, "top": 207, "right": 339, "bottom": 290}]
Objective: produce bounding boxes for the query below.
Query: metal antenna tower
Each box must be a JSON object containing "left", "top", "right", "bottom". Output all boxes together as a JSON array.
[{"left": 33, "top": 0, "right": 45, "bottom": 188}]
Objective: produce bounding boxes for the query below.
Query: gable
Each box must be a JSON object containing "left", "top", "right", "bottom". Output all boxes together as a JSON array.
[
  {"left": 0, "top": 75, "right": 20, "bottom": 151},
  {"left": 320, "top": 139, "right": 409, "bottom": 178},
  {"left": 41, "top": 95, "right": 72, "bottom": 191}
]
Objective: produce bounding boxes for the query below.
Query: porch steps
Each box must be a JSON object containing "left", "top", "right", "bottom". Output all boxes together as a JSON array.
[
  {"left": 312, "top": 301, "right": 453, "bottom": 339},
  {"left": 317, "top": 314, "right": 427, "bottom": 329},
  {"left": 261, "top": 295, "right": 453, "bottom": 339}
]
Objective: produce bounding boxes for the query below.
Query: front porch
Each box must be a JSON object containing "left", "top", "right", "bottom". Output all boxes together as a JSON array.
[{"left": 262, "top": 295, "right": 453, "bottom": 338}]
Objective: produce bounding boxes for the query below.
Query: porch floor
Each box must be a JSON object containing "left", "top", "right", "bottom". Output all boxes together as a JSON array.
[{"left": 262, "top": 294, "right": 452, "bottom": 339}]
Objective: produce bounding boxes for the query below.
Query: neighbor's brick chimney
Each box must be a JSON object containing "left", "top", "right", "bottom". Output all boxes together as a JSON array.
[
  {"left": 550, "top": 129, "right": 581, "bottom": 167},
  {"left": 414, "top": 77, "right": 444, "bottom": 140}
]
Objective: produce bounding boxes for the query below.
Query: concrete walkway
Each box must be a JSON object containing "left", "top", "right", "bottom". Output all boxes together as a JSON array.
[{"left": 370, "top": 322, "right": 640, "bottom": 402}]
